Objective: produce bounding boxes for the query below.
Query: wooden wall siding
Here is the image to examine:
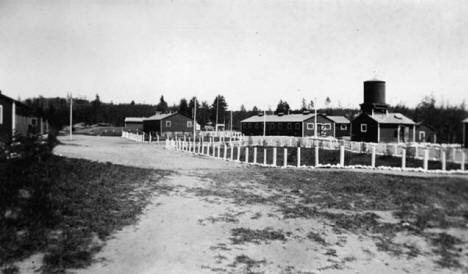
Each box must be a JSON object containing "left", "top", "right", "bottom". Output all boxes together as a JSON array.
[
  {"left": 416, "top": 125, "right": 435, "bottom": 143},
  {"left": 303, "top": 116, "right": 334, "bottom": 137},
  {"left": 335, "top": 123, "right": 351, "bottom": 138},
  {"left": 0, "top": 98, "right": 12, "bottom": 143},
  {"left": 351, "top": 114, "right": 378, "bottom": 142},
  {"left": 379, "top": 124, "right": 399, "bottom": 143},
  {"left": 143, "top": 120, "right": 160, "bottom": 133},
  {"left": 161, "top": 113, "right": 193, "bottom": 134},
  {"left": 241, "top": 122, "right": 303, "bottom": 136},
  {"left": 125, "top": 122, "right": 143, "bottom": 131}
]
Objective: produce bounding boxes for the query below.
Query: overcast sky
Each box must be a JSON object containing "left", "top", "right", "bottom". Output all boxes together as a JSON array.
[{"left": 1, "top": 0, "right": 467, "bottom": 110}]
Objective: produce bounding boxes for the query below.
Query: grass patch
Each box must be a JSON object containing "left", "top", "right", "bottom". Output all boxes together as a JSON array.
[
  {"left": 1, "top": 148, "right": 171, "bottom": 273},
  {"left": 228, "top": 255, "right": 266, "bottom": 274},
  {"left": 199, "top": 167, "right": 468, "bottom": 269},
  {"left": 230, "top": 227, "right": 288, "bottom": 245}
]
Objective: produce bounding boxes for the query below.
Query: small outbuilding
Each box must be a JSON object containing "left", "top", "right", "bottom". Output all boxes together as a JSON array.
[{"left": 415, "top": 122, "right": 436, "bottom": 143}]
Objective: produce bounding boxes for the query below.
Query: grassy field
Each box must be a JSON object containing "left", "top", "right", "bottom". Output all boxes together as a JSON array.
[
  {"left": 194, "top": 167, "right": 468, "bottom": 271},
  {"left": 0, "top": 153, "right": 170, "bottom": 274}
]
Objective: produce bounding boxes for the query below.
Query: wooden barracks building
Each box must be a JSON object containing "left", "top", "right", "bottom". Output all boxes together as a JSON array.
[
  {"left": 351, "top": 80, "right": 417, "bottom": 143},
  {"left": 0, "top": 92, "right": 47, "bottom": 143},
  {"left": 240, "top": 112, "right": 350, "bottom": 138},
  {"left": 124, "top": 112, "right": 196, "bottom": 137}
]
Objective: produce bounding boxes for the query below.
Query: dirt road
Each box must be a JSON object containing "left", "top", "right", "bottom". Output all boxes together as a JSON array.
[{"left": 51, "top": 135, "right": 467, "bottom": 274}]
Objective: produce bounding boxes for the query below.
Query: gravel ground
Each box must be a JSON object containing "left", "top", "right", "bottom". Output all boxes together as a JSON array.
[{"left": 45, "top": 135, "right": 467, "bottom": 274}]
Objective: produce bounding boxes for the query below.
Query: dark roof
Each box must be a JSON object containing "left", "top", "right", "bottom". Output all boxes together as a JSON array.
[{"left": 368, "top": 112, "right": 415, "bottom": 125}]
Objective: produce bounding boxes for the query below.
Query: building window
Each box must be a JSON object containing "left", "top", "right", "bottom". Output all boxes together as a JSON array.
[
  {"left": 254, "top": 123, "right": 258, "bottom": 129},
  {"left": 287, "top": 123, "right": 292, "bottom": 129},
  {"left": 278, "top": 123, "right": 282, "bottom": 129},
  {"left": 307, "top": 123, "right": 314, "bottom": 130},
  {"left": 295, "top": 123, "right": 300, "bottom": 130},
  {"left": 0, "top": 105, "right": 3, "bottom": 125},
  {"left": 322, "top": 123, "right": 331, "bottom": 130},
  {"left": 187, "top": 121, "right": 192, "bottom": 128},
  {"left": 166, "top": 120, "right": 171, "bottom": 127},
  {"left": 31, "top": 118, "right": 37, "bottom": 125},
  {"left": 340, "top": 124, "right": 347, "bottom": 130},
  {"left": 419, "top": 131, "right": 426, "bottom": 141},
  {"left": 361, "top": 123, "right": 367, "bottom": 132},
  {"left": 271, "top": 123, "right": 275, "bottom": 129}
]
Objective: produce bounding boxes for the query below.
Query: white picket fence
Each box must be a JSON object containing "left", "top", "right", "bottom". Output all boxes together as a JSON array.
[
  {"left": 242, "top": 136, "right": 467, "bottom": 164},
  {"left": 163, "top": 138, "right": 467, "bottom": 174}
]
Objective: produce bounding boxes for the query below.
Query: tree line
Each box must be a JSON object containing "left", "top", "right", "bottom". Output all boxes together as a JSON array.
[{"left": 24, "top": 94, "right": 466, "bottom": 144}]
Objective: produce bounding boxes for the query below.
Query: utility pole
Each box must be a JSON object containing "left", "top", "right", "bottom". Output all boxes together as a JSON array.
[
  {"left": 193, "top": 97, "right": 197, "bottom": 145},
  {"left": 314, "top": 98, "right": 317, "bottom": 138},
  {"left": 230, "top": 111, "right": 233, "bottom": 131},
  {"left": 69, "top": 93, "right": 73, "bottom": 140}
]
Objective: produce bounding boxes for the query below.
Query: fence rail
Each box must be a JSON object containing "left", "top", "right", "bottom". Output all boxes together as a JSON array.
[
  {"left": 162, "top": 138, "right": 467, "bottom": 174},
  {"left": 122, "top": 131, "right": 468, "bottom": 171}
]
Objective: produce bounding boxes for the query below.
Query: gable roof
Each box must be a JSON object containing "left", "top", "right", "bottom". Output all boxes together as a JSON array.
[
  {"left": 368, "top": 112, "right": 415, "bottom": 125},
  {"left": 241, "top": 113, "right": 316, "bottom": 123},
  {"left": 143, "top": 112, "right": 177, "bottom": 121},
  {"left": 125, "top": 117, "right": 144, "bottom": 123},
  {"left": 325, "top": 115, "right": 350, "bottom": 124}
]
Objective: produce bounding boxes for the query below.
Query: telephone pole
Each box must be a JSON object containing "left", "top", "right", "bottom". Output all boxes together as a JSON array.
[
  {"left": 68, "top": 93, "right": 73, "bottom": 140},
  {"left": 193, "top": 97, "right": 197, "bottom": 145}
]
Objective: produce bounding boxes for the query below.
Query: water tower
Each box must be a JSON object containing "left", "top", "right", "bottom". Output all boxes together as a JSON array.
[{"left": 360, "top": 80, "right": 389, "bottom": 115}]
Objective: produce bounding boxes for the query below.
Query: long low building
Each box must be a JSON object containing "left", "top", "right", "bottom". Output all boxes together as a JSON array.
[
  {"left": 240, "top": 113, "right": 350, "bottom": 138},
  {"left": 124, "top": 112, "right": 197, "bottom": 137},
  {"left": 0, "top": 92, "right": 47, "bottom": 143}
]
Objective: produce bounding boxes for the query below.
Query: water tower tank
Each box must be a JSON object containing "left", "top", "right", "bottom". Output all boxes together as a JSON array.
[{"left": 363, "top": 80, "right": 386, "bottom": 105}]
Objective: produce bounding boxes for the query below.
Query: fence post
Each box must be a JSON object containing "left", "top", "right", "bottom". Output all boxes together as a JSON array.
[
  {"left": 371, "top": 144, "right": 376, "bottom": 168},
  {"left": 401, "top": 149, "right": 406, "bottom": 169},
  {"left": 217, "top": 144, "right": 221, "bottom": 158},
  {"left": 315, "top": 146, "right": 319, "bottom": 167},
  {"left": 245, "top": 147, "right": 249, "bottom": 163},
  {"left": 340, "top": 145, "right": 345, "bottom": 167},
  {"left": 253, "top": 147, "right": 257, "bottom": 164},
  {"left": 273, "top": 147, "right": 277, "bottom": 166},
  {"left": 224, "top": 144, "right": 227, "bottom": 160},
  {"left": 441, "top": 149, "right": 446, "bottom": 171},
  {"left": 149, "top": 134, "right": 152, "bottom": 143},
  {"left": 157, "top": 135, "right": 160, "bottom": 144},
  {"left": 237, "top": 145, "right": 241, "bottom": 161},
  {"left": 264, "top": 148, "right": 267, "bottom": 165},
  {"left": 423, "top": 149, "right": 429, "bottom": 171},
  {"left": 297, "top": 147, "right": 301, "bottom": 167},
  {"left": 461, "top": 151, "right": 466, "bottom": 171},
  {"left": 230, "top": 145, "right": 234, "bottom": 161},
  {"left": 284, "top": 148, "right": 288, "bottom": 167}
]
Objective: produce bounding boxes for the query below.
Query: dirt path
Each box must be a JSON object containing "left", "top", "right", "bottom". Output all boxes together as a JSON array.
[{"left": 50, "top": 136, "right": 466, "bottom": 274}]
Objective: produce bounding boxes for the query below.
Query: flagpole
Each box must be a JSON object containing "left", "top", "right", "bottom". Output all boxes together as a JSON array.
[{"left": 193, "top": 97, "right": 197, "bottom": 147}]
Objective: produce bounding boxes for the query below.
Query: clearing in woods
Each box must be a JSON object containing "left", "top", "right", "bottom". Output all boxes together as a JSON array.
[{"left": 36, "top": 135, "right": 468, "bottom": 273}]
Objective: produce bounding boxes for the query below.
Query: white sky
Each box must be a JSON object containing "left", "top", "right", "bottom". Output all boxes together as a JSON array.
[{"left": 1, "top": 0, "right": 467, "bottom": 110}]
